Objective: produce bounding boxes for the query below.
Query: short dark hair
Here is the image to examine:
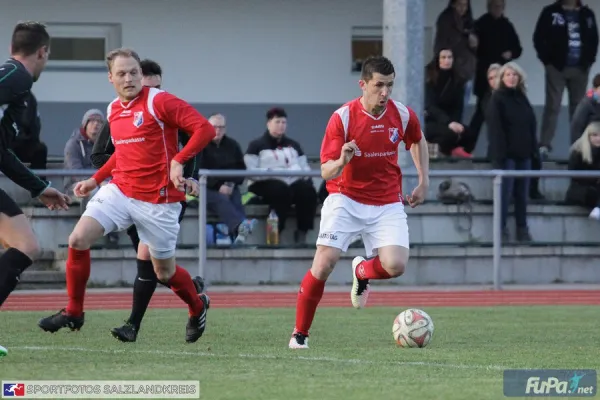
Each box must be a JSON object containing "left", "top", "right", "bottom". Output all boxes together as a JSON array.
[
  {"left": 140, "top": 59, "right": 162, "bottom": 77},
  {"left": 105, "top": 48, "right": 141, "bottom": 71},
  {"left": 266, "top": 107, "right": 287, "bottom": 120},
  {"left": 11, "top": 21, "right": 50, "bottom": 56},
  {"left": 361, "top": 56, "right": 395, "bottom": 82},
  {"left": 593, "top": 74, "right": 600, "bottom": 89}
]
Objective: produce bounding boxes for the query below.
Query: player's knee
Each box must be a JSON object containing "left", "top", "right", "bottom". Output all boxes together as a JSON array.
[
  {"left": 68, "top": 231, "right": 93, "bottom": 250},
  {"left": 310, "top": 246, "right": 341, "bottom": 280},
  {"left": 12, "top": 240, "right": 40, "bottom": 261},
  {"left": 381, "top": 258, "right": 406, "bottom": 277}
]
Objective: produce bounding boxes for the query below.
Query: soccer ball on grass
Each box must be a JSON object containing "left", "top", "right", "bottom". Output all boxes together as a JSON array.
[{"left": 392, "top": 308, "right": 434, "bottom": 348}]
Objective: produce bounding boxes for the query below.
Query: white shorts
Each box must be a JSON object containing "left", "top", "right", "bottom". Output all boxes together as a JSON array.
[
  {"left": 316, "top": 193, "right": 409, "bottom": 257},
  {"left": 82, "top": 183, "right": 182, "bottom": 259}
]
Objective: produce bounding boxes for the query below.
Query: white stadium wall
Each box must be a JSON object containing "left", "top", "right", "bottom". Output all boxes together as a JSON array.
[{"left": 1, "top": 0, "right": 599, "bottom": 106}]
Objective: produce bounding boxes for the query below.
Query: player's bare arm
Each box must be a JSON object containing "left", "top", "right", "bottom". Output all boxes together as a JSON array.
[
  {"left": 405, "top": 136, "right": 430, "bottom": 208},
  {"left": 321, "top": 140, "right": 359, "bottom": 181}
]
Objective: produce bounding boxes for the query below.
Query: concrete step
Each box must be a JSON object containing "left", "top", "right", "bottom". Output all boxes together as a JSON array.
[
  {"left": 23, "top": 202, "right": 600, "bottom": 250},
  {"left": 51, "top": 246, "right": 600, "bottom": 286}
]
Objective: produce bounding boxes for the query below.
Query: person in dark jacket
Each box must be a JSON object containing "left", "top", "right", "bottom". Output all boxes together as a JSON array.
[
  {"left": 565, "top": 121, "right": 600, "bottom": 219},
  {"left": 244, "top": 107, "right": 318, "bottom": 244},
  {"left": 424, "top": 48, "right": 475, "bottom": 158},
  {"left": 433, "top": 0, "right": 477, "bottom": 116},
  {"left": 487, "top": 62, "right": 537, "bottom": 242},
  {"left": 533, "top": 0, "right": 599, "bottom": 157},
  {"left": 470, "top": 0, "right": 522, "bottom": 140},
  {"left": 199, "top": 113, "right": 256, "bottom": 244},
  {"left": 570, "top": 74, "right": 600, "bottom": 143}
]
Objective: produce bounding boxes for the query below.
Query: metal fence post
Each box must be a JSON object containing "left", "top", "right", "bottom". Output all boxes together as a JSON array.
[
  {"left": 198, "top": 175, "right": 208, "bottom": 282},
  {"left": 492, "top": 172, "right": 503, "bottom": 290}
]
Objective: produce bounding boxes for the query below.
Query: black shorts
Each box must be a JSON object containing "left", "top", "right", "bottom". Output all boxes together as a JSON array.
[{"left": 0, "top": 189, "right": 24, "bottom": 218}]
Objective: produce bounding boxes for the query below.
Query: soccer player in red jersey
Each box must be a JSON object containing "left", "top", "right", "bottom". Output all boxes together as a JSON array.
[
  {"left": 38, "top": 48, "right": 216, "bottom": 343},
  {"left": 289, "top": 56, "right": 430, "bottom": 349}
]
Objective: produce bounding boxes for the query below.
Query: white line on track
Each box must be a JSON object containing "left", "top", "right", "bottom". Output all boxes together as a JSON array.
[{"left": 13, "top": 345, "right": 506, "bottom": 371}]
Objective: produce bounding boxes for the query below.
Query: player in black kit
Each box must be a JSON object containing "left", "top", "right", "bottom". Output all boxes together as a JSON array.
[
  {"left": 0, "top": 21, "right": 70, "bottom": 310},
  {"left": 90, "top": 59, "right": 204, "bottom": 342}
]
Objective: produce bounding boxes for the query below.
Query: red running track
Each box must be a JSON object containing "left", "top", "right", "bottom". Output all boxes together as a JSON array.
[{"left": 2, "top": 290, "right": 599, "bottom": 311}]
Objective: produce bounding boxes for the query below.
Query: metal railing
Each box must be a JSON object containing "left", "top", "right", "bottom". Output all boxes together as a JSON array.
[
  {"left": 5, "top": 168, "right": 600, "bottom": 290},
  {"left": 195, "top": 168, "right": 600, "bottom": 291}
]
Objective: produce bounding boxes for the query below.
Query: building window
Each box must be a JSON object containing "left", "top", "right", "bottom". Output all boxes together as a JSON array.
[
  {"left": 46, "top": 23, "right": 122, "bottom": 70},
  {"left": 351, "top": 27, "right": 383, "bottom": 72},
  {"left": 351, "top": 26, "right": 434, "bottom": 72}
]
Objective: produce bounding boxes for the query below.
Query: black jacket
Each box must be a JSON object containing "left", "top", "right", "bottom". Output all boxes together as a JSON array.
[
  {"left": 473, "top": 13, "right": 522, "bottom": 97},
  {"left": 570, "top": 94, "right": 600, "bottom": 143},
  {"left": 533, "top": 2, "right": 599, "bottom": 70},
  {"left": 487, "top": 88, "right": 538, "bottom": 164},
  {"left": 91, "top": 122, "right": 198, "bottom": 179},
  {"left": 565, "top": 148, "right": 600, "bottom": 206},
  {"left": 0, "top": 58, "right": 48, "bottom": 197},
  {"left": 425, "top": 70, "right": 465, "bottom": 125},
  {"left": 197, "top": 135, "right": 246, "bottom": 191}
]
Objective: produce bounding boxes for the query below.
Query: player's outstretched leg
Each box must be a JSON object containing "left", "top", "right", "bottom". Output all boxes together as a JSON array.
[
  {"left": 289, "top": 246, "right": 340, "bottom": 349},
  {"left": 152, "top": 257, "right": 210, "bottom": 343},
  {"left": 0, "top": 210, "right": 40, "bottom": 308},
  {"left": 350, "top": 246, "right": 408, "bottom": 309},
  {"left": 38, "top": 217, "right": 105, "bottom": 333}
]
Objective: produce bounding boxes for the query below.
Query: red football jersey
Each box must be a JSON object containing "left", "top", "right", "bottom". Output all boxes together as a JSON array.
[
  {"left": 320, "top": 97, "right": 422, "bottom": 206},
  {"left": 92, "top": 86, "right": 215, "bottom": 204}
]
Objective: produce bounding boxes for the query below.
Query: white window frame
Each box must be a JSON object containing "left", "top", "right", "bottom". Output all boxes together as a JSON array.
[{"left": 45, "top": 23, "right": 122, "bottom": 70}]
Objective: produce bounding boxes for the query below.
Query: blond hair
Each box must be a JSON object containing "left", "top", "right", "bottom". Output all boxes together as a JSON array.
[
  {"left": 105, "top": 48, "right": 141, "bottom": 72},
  {"left": 570, "top": 121, "right": 600, "bottom": 164},
  {"left": 496, "top": 61, "right": 527, "bottom": 93}
]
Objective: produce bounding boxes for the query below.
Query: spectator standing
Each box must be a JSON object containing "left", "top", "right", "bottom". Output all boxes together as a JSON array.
[
  {"left": 434, "top": 0, "right": 477, "bottom": 116},
  {"left": 11, "top": 92, "right": 48, "bottom": 173},
  {"left": 199, "top": 113, "right": 256, "bottom": 244},
  {"left": 470, "top": 0, "right": 522, "bottom": 141},
  {"left": 487, "top": 62, "right": 536, "bottom": 242},
  {"left": 533, "top": 0, "right": 599, "bottom": 157},
  {"left": 424, "top": 48, "right": 475, "bottom": 158},
  {"left": 570, "top": 74, "right": 600, "bottom": 143},
  {"left": 565, "top": 121, "right": 600, "bottom": 219},
  {"left": 244, "top": 107, "right": 318, "bottom": 244}
]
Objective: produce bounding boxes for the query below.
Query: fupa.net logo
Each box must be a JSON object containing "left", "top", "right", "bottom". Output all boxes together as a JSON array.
[
  {"left": 503, "top": 369, "right": 597, "bottom": 397},
  {"left": 526, "top": 372, "right": 594, "bottom": 396}
]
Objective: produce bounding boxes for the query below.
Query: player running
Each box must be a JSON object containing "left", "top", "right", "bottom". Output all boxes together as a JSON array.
[
  {"left": 289, "top": 56, "right": 430, "bottom": 349},
  {"left": 38, "top": 48, "right": 216, "bottom": 343},
  {"left": 0, "top": 21, "right": 71, "bottom": 309},
  {"left": 91, "top": 58, "right": 204, "bottom": 343}
]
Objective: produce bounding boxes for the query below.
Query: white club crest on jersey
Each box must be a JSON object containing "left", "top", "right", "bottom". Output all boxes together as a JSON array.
[
  {"left": 133, "top": 111, "right": 144, "bottom": 128},
  {"left": 389, "top": 127, "right": 399, "bottom": 143}
]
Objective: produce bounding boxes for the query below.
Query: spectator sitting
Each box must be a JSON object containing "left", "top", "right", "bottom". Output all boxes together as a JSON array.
[
  {"left": 199, "top": 113, "right": 257, "bottom": 244},
  {"left": 487, "top": 62, "right": 536, "bottom": 242},
  {"left": 244, "top": 107, "right": 318, "bottom": 244},
  {"left": 570, "top": 74, "right": 600, "bottom": 144},
  {"left": 565, "top": 121, "right": 600, "bottom": 220},
  {"left": 63, "top": 109, "right": 104, "bottom": 200},
  {"left": 424, "top": 48, "right": 475, "bottom": 158},
  {"left": 434, "top": 0, "right": 477, "bottom": 116},
  {"left": 470, "top": 0, "right": 522, "bottom": 141},
  {"left": 11, "top": 92, "right": 48, "bottom": 173}
]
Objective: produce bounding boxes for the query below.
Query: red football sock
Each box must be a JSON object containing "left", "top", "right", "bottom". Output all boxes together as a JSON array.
[
  {"left": 65, "top": 247, "right": 91, "bottom": 317},
  {"left": 168, "top": 265, "right": 203, "bottom": 316},
  {"left": 295, "top": 270, "right": 326, "bottom": 336},
  {"left": 355, "top": 256, "right": 391, "bottom": 280}
]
